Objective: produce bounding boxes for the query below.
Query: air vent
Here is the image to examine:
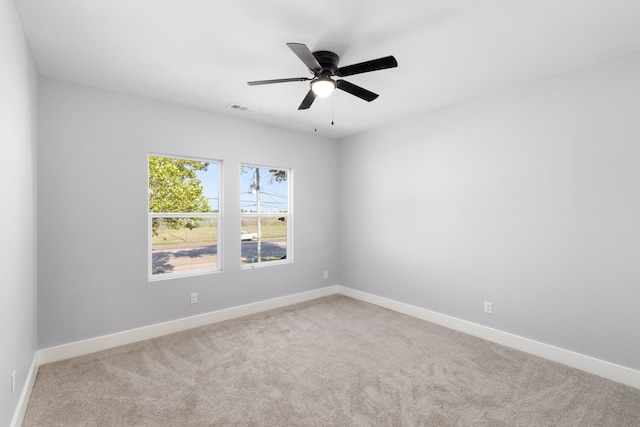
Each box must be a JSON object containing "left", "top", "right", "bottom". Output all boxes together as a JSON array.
[{"left": 227, "top": 103, "right": 258, "bottom": 113}]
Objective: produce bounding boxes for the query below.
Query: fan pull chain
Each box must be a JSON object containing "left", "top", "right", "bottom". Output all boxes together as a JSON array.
[{"left": 331, "top": 94, "right": 334, "bottom": 126}]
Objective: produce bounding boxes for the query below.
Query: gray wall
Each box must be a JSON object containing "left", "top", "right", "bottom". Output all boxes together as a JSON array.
[
  {"left": 0, "top": 0, "right": 39, "bottom": 424},
  {"left": 339, "top": 52, "right": 640, "bottom": 370},
  {"left": 38, "top": 78, "right": 339, "bottom": 348}
]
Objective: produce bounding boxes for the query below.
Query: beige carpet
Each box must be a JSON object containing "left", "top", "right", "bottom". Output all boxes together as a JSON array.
[{"left": 23, "top": 295, "right": 640, "bottom": 426}]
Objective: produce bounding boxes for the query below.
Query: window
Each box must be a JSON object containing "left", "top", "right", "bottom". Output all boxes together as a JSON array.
[
  {"left": 148, "top": 155, "right": 220, "bottom": 279},
  {"left": 241, "top": 165, "right": 291, "bottom": 267}
]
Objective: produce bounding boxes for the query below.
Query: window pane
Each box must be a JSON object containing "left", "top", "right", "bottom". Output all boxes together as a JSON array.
[
  {"left": 240, "top": 166, "right": 288, "bottom": 214},
  {"left": 241, "top": 216, "right": 287, "bottom": 264},
  {"left": 148, "top": 154, "right": 220, "bottom": 280},
  {"left": 240, "top": 165, "right": 290, "bottom": 267},
  {"left": 149, "top": 156, "right": 218, "bottom": 214},
  {"left": 198, "top": 163, "right": 219, "bottom": 213},
  {"left": 152, "top": 217, "right": 218, "bottom": 275}
]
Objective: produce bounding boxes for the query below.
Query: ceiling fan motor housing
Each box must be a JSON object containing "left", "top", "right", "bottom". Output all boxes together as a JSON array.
[{"left": 312, "top": 51, "right": 340, "bottom": 75}]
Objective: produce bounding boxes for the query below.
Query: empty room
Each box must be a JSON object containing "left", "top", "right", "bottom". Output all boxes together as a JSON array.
[{"left": 3, "top": 0, "right": 640, "bottom": 425}]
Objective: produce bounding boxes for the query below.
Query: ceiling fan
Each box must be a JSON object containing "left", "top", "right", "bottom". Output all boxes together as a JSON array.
[{"left": 248, "top": 43, "right": 398, "bottom": 110}]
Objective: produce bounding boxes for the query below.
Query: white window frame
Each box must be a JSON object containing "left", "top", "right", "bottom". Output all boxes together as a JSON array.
[
  {"left": 148, "top": 154, "right": 222, "bottom": 281},
  {"left": 240, "top": 163, "right": 292, "bottom": 269}
]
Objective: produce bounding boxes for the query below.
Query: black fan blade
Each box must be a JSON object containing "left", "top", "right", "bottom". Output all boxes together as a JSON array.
[
  {"left": 336, "top": 80, "right": 379, "bottom": 102},
  {"left": 287, "top": 43, "right": 323, "bottom": 72},
  {"left": 298, "top": 89, "right": 317, "bottom": 110},
  {"left": 248, "top": 77, "right": 310, "bottom": 86},
  {"left": 336, "top": 56, "right": 397, "bottom": 77}
]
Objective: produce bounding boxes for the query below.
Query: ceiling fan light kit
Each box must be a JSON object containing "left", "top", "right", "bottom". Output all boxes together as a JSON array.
[
  {"left": 311, "top": 76, "right": 336, "bottom": 97},
  {"left": 248, "top": 43, "right": 397, "bottom": 110}
]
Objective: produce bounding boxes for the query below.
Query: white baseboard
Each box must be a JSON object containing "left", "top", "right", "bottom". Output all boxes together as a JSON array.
[
  {"left": 34, "top": 283, "right": 639, "bottom": 391},
  {"left": 336, "top": 285, "right": 640, "bottom": 390},
  {"left": 11, "top": 352, "right": 39, "bottom": 427},
  {"left": 39, "top": 285, "right": 338, "bottom": 365}
]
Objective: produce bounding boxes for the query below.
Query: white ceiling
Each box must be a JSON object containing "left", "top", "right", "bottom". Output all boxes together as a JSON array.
[{"left": 15, "top": 0, "right": 640, "bottom": 139}]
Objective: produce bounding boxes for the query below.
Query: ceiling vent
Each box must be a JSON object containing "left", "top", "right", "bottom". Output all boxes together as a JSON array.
[{"left": 227, "top": 103, "right": 258, "bottom": 113}]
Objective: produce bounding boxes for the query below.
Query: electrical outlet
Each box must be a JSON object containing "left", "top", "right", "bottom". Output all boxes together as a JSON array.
[
  {"left": 324, "top": 271, "right": 329, "bottom": 279},
  {"left": 190, "top": 293, "right": 198, "bottom": 304},
  {"left": 11, "top": 370, "right": 15, "bottom": 395},
  {"left": 484, "top": 301, "right": 493, "bottom": 314}
]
